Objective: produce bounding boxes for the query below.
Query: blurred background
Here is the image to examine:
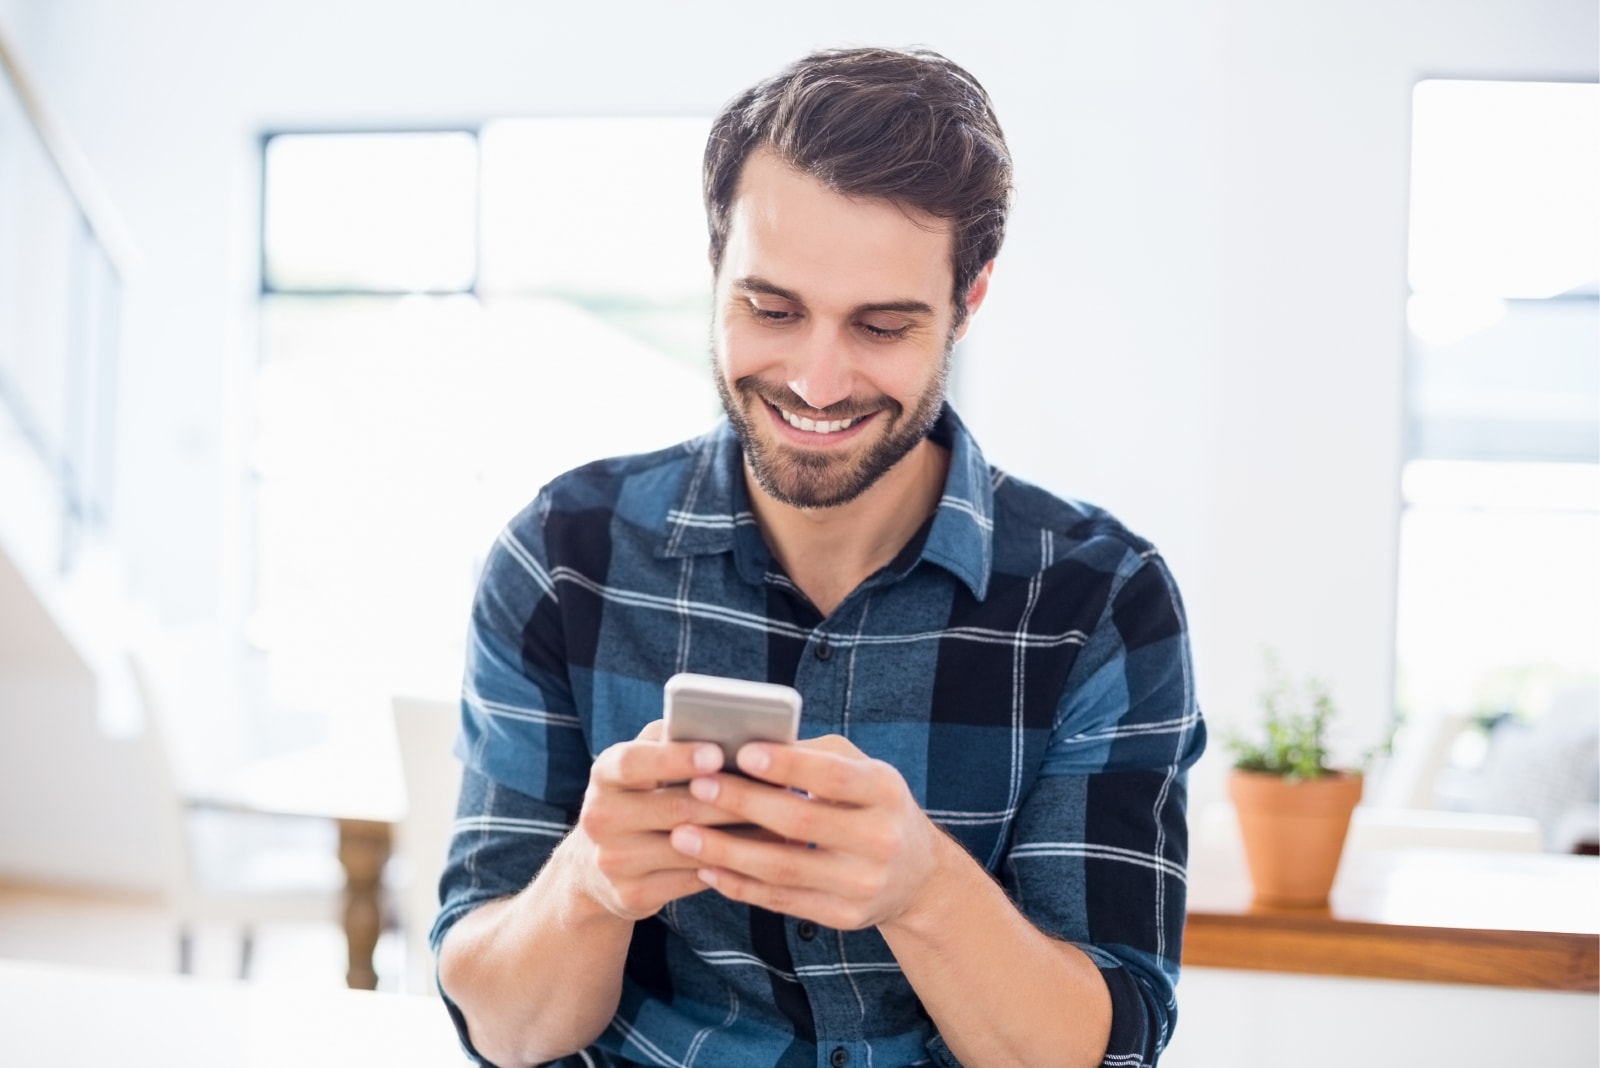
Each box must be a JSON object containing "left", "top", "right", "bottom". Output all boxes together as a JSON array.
[{"left": 0, "top": 0, "right": 1595, "bottom": 1018}]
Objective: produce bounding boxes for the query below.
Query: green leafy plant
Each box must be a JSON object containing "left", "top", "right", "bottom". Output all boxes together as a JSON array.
[{"left": 1225, "top": 651, "right": 1343, "bottom": 781}]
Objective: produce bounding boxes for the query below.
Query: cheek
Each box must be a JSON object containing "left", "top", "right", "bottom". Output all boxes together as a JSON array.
[
  {"left": 873, "top": 349, "right": 945, "bottom": 399},
  {"left": 716, "top": 319, "right": 788, "bottom": 380}
]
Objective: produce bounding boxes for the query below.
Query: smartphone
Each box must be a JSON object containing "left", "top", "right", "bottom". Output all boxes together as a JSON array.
[{"left": 663, "top": 672, "right": 803, "bottom": 773}]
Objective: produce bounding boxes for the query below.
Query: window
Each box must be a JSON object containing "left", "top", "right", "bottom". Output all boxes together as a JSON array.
[
  {"left": 1394, "top": 81, "right": 1598, "bottom": 811},
  {"left": 252, "top": 121, "right": 719, "bottom": 731}
]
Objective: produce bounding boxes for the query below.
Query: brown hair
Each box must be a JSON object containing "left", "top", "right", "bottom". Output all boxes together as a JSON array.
[{"left": 704, "top": 47, "right": 1012, "bottom": 323}]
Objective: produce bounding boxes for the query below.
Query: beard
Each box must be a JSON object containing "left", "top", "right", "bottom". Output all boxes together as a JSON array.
[{"left": 714, "top": 345, "right": 951, "bottom": 510}]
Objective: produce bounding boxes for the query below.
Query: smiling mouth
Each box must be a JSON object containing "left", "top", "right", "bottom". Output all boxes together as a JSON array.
[{"left": 773, "top": 403, "right": 865, "bottom": 435}]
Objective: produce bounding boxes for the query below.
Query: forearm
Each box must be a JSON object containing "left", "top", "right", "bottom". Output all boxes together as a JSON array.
[
  {"left": 438, "top": 833, "right": 635, "bottom": 1067},
  {"left": 879, "top": 831, "right": 1112, "bottom": 1068}
]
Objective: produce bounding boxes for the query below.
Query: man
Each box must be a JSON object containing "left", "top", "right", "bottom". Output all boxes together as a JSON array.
[{"left": 434, "top": 46, "right": 1205, "bottom": 1068}]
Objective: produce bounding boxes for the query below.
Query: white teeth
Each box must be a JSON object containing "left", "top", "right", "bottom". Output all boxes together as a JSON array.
[{"left": 779, "top": 408, "right": 858, "bottom": 434}]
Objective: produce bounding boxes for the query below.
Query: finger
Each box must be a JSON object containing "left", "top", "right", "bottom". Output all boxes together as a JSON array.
[
  {"left": 591, "top": 835, "right": 704, "bottom": 880},
  {"left": 593, "top": 735, "right": 724, "bottom": 789},
  {"left": 692, "top": 866, "right": 871, "bottom": 931},
  {"left": 686, "top": 773, "right": 869, "bottom": 853},
  {"left": 669, "top": 822, "right": 869, "bottom": 896},
  {"left": 582, "top": 783, "right": 745, "bottom": 837},
  {"left": 586, "top": 828, "right": 713, "bottom": 881},
  {"left": 734, "top": 741, "right": 891, "bottom": 807},
  {"left": 795, "top": 733, "right": 865, "bottom": 759}
]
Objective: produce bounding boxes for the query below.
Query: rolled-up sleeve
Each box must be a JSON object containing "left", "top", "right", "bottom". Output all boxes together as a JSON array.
[
  {"left": 429, "top": 495, "right": 597, "bottom": 1063},
  {"left": 1002, "top": 553, "right": 1206, "bottom": 1067}
]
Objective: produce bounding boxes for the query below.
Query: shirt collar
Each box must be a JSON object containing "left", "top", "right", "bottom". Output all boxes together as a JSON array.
[{"left": 658, "top": 404, "right": 994, "bottom": 602}]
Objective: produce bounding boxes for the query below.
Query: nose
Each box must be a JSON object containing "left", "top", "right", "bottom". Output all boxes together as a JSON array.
[{"left": 785, "top": 324, "right": 855, "bottom": 412}]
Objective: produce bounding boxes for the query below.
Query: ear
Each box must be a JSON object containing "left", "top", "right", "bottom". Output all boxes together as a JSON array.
[{"left": 952, "top": 262, "right": 994, "bottom": 342}]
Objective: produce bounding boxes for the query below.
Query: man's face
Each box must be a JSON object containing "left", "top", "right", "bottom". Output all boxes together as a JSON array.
[{"left": 711, "top": 148, "right": 987, "bottom": 510}]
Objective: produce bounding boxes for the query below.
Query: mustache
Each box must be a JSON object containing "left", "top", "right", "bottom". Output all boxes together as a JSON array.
[{"left": 735, "top": 378, "right": 896, "bottom": 421}]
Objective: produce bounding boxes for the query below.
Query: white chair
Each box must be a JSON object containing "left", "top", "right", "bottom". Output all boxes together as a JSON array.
[
  {"left": 1369, "top": 710, "right": 1475, "bottom": 810},
  {"left": 127, "top": 652, "right": 346, "bottom": 979},
  {"left": 390, "top": 694, "right": 463, "bottom": 994}
]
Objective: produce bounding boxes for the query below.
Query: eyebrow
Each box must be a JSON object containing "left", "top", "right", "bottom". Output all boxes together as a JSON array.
[{"left": 734, "top": 276, "right": 936, "bottom": 318}]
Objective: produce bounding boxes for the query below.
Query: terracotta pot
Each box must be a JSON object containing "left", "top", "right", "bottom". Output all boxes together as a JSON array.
[{"left": 1228, "top": 769, "right": 1364, "bottom": 907}]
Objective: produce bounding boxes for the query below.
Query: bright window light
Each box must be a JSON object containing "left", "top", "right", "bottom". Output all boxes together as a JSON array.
[
  {"left": 479, "top": 118, "right": 711, "bottom": 299},
  {"left": 252, "top": 121, "right": 719, "bottom": 725},
  {"left": 263, "top": 132, "right": 479, "bottom": 292},
  {"left": 1408, "top": 80, "right": 1599, "bottom": 300},
  {"left": 1396, "top": 78, "right": 1599, "bottom": 798},
  {"left": 1394, "top": 506, "right": 1599, "bottom": 717}
]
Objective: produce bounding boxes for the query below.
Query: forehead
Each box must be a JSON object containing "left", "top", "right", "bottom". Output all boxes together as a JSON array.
[{"left": 722, "top": 148, "right": 954, "bottom": 306}]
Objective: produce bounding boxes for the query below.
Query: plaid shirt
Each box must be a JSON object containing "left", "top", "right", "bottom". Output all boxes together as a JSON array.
[{"left": 434, "top": 405, "right": 1206, "bottom": 1068}]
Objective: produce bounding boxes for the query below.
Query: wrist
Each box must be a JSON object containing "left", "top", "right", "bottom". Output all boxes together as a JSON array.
[
  {"left": 540, "top": 827, "right": 639, "bottom": 930},
  {"left": 879, "top": 822, "right": 972, "bottom": 940}
]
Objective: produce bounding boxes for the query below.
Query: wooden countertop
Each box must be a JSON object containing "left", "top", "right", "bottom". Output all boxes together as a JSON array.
[{"left": 1184, "top": 839, "right": 1600, "bottom": 991}]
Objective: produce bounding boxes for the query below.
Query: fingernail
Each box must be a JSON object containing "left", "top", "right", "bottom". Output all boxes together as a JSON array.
[
  {"left": 737, "top": 745, "right": 770, "bottom": 774},
  {"left": 689, "top": 776, "right": 719, "bottom": 802},
  {"left": 697, "top": 868, "right": 719, "bottom": 888},
  {"left": 672, "top": 826, "right": 702, "bottom": 857},
  {"left": 693, "top": 745, "right": 723, "bottom": 773}
]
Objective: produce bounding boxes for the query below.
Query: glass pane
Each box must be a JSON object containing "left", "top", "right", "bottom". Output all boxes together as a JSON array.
[
  {"left": 1394, "top": 500, "right": 1600, "bottom": 722},
  {"left": 1396, "top": 80, "right": 1600, "bottom": 816},
  {"left": 1408, "top": 80, "right": 1599, "bottom": 299},
  {"left": 1407, "top": 297, "right": 1599, "bottom": 463},
  {"left": 262, "top": 132, "right": 478, "bottom": 292},
  {"left": 0, "top": 91, "right": 79, "bottom": 462}
]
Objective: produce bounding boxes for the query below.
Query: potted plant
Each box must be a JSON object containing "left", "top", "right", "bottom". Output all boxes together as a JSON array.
[{"left": 1224, "top": 654, "right": 1364, "bottom": 907}]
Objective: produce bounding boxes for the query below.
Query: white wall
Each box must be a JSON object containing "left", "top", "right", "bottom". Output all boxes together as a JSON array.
[{"left": 3, "top": 0, "right": 1596, "bottom": 809}]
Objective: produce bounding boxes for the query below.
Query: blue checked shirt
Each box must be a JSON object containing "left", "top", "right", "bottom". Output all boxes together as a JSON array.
[{"left": 434, "top": 405, "right": 1206, "bottom": 1068}]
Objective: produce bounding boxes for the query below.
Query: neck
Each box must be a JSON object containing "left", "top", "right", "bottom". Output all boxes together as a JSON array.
[{"left": 745, "top": 438, "right": 949, "bottom": 618}]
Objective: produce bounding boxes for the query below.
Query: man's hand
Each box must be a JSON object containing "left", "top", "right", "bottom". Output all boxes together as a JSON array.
[
  {"left": 666, "top": 735, "right": 947, "bottom": 930},
  {"left": 570, "top": 720, "right": 738, "bottom": 921}
]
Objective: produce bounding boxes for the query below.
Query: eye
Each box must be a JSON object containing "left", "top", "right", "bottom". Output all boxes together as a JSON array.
[
  {"left": 746, "top": 298, "right": 798, "bottom": 325},
  {"left": 858, "top": 321, "right": 911, "bottom": 340}
]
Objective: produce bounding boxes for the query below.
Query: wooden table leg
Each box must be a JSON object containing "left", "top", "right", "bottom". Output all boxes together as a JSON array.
[{"left": 337, "top": 818, "right": 392, "bottom": 990}]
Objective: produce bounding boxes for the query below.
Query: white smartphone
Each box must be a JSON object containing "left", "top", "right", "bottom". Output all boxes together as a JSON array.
[{"left": 663, "top": 672, "right": 803, "bottom": 772}]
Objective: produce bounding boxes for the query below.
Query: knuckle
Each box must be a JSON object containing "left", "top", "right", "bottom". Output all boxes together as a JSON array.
[
  {"left": 822, "top": 761, "right": 856, "bottom": 797},
  {"left": 841, "top": 907, "right": 873, "bottom": 931},
  {"left": 865, "top": 824, "right": 901, "bottom": 861},
  {"left": 761, "top": 883, "right": 791, "bottom": 914},
  {"left": 867, "top": 757, "right": 900, "bottom": 793},
  {"left": 786, "top": 803, "right": 821, "bottom": 843},
  {"left": 578, "top": 801, "right": 613, "bottom": 839},
  {"left": 848, "top": 869, "right": 887, "bottom": 900},
  {"left": 615, "top": 886, "right": 653, "bottom": 915},
  {"left": 591, "top": 843, "right": 620, "bottom": 875},
  {"left": 612, "top": 746, "right": 646, "bottom": 784},
  {"left": 771, "top": 853, "right": 805, "bottom": 887}
]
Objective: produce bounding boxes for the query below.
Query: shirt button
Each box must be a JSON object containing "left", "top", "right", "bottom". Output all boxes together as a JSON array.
[
  {"left": 815, "top": 638, "right": 832, "bottom": 661},
  {"left": 797, "top": 920, "right": 817, "bottom": 941},
  {"left": 830, "top": 1048, "right": 849, "bottom": 1068}
]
